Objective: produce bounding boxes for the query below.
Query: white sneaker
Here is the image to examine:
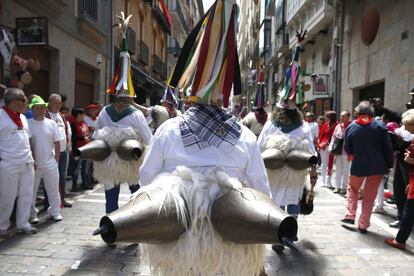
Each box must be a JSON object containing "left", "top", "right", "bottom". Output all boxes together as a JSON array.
[
  {"left": 372, "top": 206, "right": 385, "bottom": 214},
  {"left": 51, "top": 214, "right": 63, "bottom": 222},
  {"left": 30, "top": 216, "right": 39, "bottom": 225}
]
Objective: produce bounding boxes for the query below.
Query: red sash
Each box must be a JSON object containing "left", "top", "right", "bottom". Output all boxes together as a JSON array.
[{"left": 3, "top": 106, "right": 23, "bottom": 129}]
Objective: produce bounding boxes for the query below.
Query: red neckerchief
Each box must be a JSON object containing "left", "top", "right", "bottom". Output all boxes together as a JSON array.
[
  {"left": 3, "top": 106, "right": 23, "bottom": 129},
  {"left": 356, "top": 115, "right": 373, "bottom": 125},
  {"left": 255, "top": 111, "right": 268, "bottom": 125},
  {"left": 341, "top": 121, "right": 350, "bottom": 129}
]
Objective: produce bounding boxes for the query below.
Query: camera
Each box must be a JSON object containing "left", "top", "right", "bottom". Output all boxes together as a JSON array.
[{"left": 96, "top": 54, "right": 102, "bottom": 65}]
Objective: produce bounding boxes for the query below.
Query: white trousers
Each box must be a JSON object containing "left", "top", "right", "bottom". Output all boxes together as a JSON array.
[
  {"left": 31, "top": 163, "right": 61, "bottom": 218},
  {"left": 320, "top": 148, "right": 331, "bottom": 186},
  {"left": 375, "top": 176, "right": 386, "bottom": 209},
  {"left": 335, "top": 155, "right": 350, "bottom": 190},
  {"left": 0, "top": 161, "right": 34, "bottom": 230}
]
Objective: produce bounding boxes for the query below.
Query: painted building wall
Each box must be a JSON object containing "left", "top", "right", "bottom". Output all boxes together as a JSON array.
[{"left": 340, "top": 0, "right": 414, "bottom": 113}]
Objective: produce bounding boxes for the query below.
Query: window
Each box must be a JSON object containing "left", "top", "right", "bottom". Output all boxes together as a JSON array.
[{"left": 79, "top": 0, "right": 98, "bottom": 22}]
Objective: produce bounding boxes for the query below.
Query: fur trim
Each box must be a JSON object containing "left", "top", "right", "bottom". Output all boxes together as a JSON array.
[
  {"left": 93, "top": 127, "right": 145, "bottom": 186},
  {"left": 150, "top": 105, "right": 182, "bottom": 130},
  {"left": 135, "top": 167, "right": 265, "bottom": 276},
  {"left": 264, "top": 134, "right": 309, "bottom": 206},
  {"left": 241, "top": 112, "right": 267, "bottom": 136},
  {"left": 150, "top": 105, "right": 170, "bottom": 130}
]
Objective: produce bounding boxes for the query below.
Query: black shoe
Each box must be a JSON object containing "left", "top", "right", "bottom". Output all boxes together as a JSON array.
[
  {"left": 341, "top": 218, "right": 355, "bottom": 225},
  {"left": 272, "top": 244, "right": 285, "bottom": 253},
  {"left": 82, "top": 185, "right": 94, "bottom": 190},
  {"left": 358, "top": 228, "right": 368, "bottom": 234},
  {"left": 63, "top": 200, "right": 72, "bottom": 208}
]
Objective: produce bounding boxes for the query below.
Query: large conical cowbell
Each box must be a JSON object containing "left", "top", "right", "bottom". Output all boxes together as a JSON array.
[
  {"left": 211, "top": 188, "right": 298, "bottom": 244},
  {"left": 262, "top": 148, "right": 286, "bottom": 169},
  {"left": 116, "top": 139, "right": 145, "bottom": 161},
  {"left": 73, "top": 140, "right": 111, "bottom": 161},
  {"left": 93, "top": 186, "right": 189, "bottom": 244},
  {"left": 286, "top": 150, "right": 318, "bottom": 170}
]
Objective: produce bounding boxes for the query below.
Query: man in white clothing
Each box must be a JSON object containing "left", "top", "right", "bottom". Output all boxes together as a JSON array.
[
  {"left": 0, "top": 88, "right": 37, "bottom": 237},
  {"left": 47, "top": 93, "right": 72, "bottom": 207},
  {"left": 28, "top": 96, "right": 64, "bottom": 223}
]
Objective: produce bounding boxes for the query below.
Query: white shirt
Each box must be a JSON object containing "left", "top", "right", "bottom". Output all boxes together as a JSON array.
[
  {"left": 258, "top": 120, "right": 317, "bottom": 156},
  {"left": 139, "top": 117, "right": 271, "bottom": 196},
  {"left": 95, "top": 105, "right": 153, "bottom": 145},
  {"left": 84, "top": 116, "right": 97, "bottom": 129},
  {"left": 66, "top": 120, "right": 72, "bottom": 151},
  {"left": 28, "top": 118, "right": 62, "bottom": 168},
  {"left": 0, "top": 108, "right": 33, "bottom": 164},
  {"left": 304, "top": 121, "right": 319, "bottom": 143},
  {"left": 47, "top": 111, "right": 67, "bottom": 152}
]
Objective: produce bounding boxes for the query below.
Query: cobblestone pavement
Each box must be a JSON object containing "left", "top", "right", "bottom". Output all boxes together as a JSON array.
[{"left": 0, "top": 180, "right": 413, "bottom": 276}]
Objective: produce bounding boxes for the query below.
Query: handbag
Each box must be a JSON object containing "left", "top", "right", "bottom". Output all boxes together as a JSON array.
[
  {"left": 331, "top": 138, "right": 344, "bottom": 155},
  {"left": 300, "top": 187, "right": 314, "bottom": 215}
]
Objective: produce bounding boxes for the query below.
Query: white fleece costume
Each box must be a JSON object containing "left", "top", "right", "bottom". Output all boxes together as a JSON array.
[
  {"left": 258, "top": 120, "right": 317, "bottom": 207},
  {"left": 94, "top": 106, "right": 153, "bottom": 190},
  {"left": 241, "top": 111, "right": 269, "bottom": 136},
  {"left": 139, "top": 117, "right": 271, "bottom": 276}
]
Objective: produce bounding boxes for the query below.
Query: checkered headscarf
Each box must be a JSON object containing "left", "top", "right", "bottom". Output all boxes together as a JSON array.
[{"left": 180, "top": 104, "right": 241, "bottom": 154}]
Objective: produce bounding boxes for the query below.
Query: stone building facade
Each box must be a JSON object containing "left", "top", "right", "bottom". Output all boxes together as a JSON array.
[{"left": 0, "top": 0, "right": 112, "bottom": 108}]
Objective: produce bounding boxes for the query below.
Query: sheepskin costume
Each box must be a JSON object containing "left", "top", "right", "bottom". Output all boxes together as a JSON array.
[
  {"left": 133, "top": 166, "right": 265, "bottom": 276},
  {"left": 150, "top": 105, "right": 182, "bottom": 130},
  {"left": 264, "top": 134, "right": 310, "bottom": 206},
  {"left": 241, "top": 112, "right": 268, "bottom": 136},
  {"left": 93, "top": 126, "right": 145, "bottom": 188}
]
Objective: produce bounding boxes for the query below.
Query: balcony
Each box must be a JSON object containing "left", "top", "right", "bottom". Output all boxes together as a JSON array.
[
  {"left": 16, "top": 0, "right": 68, "bottom": 15},
  {"left": 126, "top": 27, "right": 136, "bottom": 55},
  {"left": 77, "top": 0, "right": 105, "bottom": 44},
  {"left": 79, "top": 0, "right": 97, "bottom": 22},
  {"left": 286, "top": 0, "right": 334, "bottom": 48},
  {"left": 152, "top": 54, "right": 162, "bottom": 75},
  {"left": 276, "top": 30, "right": 289, "bottom": 54},
  {"left": 168, "top": 0, "right": 189, "bottom": 34},
  {"left": 152, "top": 0, "right": 171, "bottom": 34},
  {"left": 138, "top": 40, "right": 149, "bottom": 65},
  {"left": 167, "top": 36, "right": 181, "bottom": 57}
]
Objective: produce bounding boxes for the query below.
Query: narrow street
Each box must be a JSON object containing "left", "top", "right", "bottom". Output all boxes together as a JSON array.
[{"left": 0, "top": 177, "right": 413, "bottom": 276}]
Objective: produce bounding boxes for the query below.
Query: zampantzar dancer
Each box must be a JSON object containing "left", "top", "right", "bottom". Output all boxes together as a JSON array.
[
  {"left": 93, "top": 1, "right": 298, "bottom": 275},
  {"left": 75, "top": 12, "right": 152, "bottom": 214},
  {"left": 257, "top": 29, "right": 318, "bottom": 251}
]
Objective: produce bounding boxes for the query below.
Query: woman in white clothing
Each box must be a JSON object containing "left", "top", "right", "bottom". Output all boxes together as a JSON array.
[{"left": 329, "top": 110, "right": 351, "bottom": 194}]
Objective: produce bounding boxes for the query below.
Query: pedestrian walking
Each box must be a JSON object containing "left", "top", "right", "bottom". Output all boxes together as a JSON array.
[
  {"left": 318, "top": 111, "right": 338, "bottom": 188},
  {"left": 341, "top": 101, "right": 393, "bottom": 233},
  {"left": 385, "top": 109, "right": 414, "bottom": 249},
  {"left": 329, "top": 110, "right": 351, "bottom": 194}
]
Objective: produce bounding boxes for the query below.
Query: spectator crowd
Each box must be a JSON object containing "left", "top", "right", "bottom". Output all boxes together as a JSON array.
[{"left": 0, "top": 88, "right": 102, "bottom": 238}]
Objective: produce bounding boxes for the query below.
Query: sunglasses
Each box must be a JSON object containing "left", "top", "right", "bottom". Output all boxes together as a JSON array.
[{"left": 14, "top": 98, "right": 26, "bottom": 102}]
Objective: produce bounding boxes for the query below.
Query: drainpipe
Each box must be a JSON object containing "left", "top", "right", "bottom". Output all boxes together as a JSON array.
[
  {"left": 108, "top": 0, "right": 115, "bottom": 105},
  {"left": 333, "top": 0, "right": 344, "bottom": 114}
]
